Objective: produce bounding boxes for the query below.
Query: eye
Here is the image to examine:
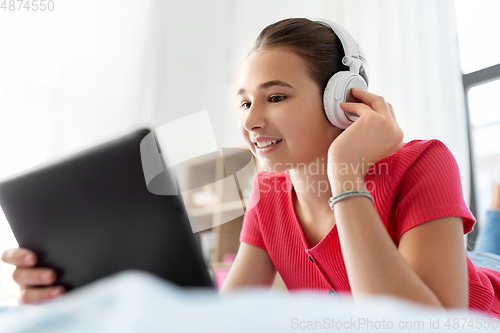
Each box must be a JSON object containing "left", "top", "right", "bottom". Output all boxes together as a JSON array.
[
  {"left": 238, "top": 95, "right": 286, "bottom": 110},
  {"left": 269, "top": 95, "right": 286, "bottom": 103},
  {"left": 239, "top": 102, "right": 251, "bottom": 110}
]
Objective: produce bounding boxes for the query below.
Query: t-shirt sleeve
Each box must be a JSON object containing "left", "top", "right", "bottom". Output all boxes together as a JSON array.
[
  {"left": 239, "top": 174, "right": 267, "bottom": 251},
  {"left": 395, "top": 140, "right": 476, "bottom": 241}
]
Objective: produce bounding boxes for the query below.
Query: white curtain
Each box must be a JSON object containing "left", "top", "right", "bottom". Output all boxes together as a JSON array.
[{"left": 0, "top": 0, "right": 468, "bottom": 299}]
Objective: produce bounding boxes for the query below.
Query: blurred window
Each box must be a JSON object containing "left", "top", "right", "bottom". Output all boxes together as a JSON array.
[{"left": 455, "top": 0, "right": 500, "bottom": 249}]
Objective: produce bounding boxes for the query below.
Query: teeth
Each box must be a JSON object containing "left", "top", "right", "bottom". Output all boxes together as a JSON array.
[{"left": 257, "top": 139, "right": 281, "bottom": 148}]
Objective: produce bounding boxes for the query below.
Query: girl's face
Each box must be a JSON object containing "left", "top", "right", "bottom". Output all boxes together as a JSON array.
[{"left": 237, "top": 47, "right": 342, "bottom": 172}]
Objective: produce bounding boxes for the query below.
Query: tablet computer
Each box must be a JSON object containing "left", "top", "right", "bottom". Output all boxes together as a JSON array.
[{"left": 0, "top": 128, "right": 215, "bottom": 291}]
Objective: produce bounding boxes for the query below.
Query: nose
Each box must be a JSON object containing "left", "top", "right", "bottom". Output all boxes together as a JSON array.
[{"left": 242, "top": 101, "right": 266, "bottom": 132}]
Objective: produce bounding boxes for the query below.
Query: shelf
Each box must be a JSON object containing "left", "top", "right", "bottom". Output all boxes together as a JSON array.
[
  {"left": 187, "top": 200, "right": 244, "bottom": 218},
  {"left": 177, "top": 147, "right": 264, "bottom": 290},
  {"left": 209, "top": 261, "right": 233, "bottom": 270}
]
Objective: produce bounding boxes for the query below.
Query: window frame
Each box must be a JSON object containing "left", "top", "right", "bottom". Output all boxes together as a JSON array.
[{"left": 462, "top": 63, "right": 500, "bottom": 250}]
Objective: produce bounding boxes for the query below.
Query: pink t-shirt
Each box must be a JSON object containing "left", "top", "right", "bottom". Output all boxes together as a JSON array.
[{"left": 240, "top": 139, "right": 500, "bottom": 318}]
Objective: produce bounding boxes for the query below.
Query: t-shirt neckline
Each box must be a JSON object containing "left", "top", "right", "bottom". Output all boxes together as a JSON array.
[{"left": 285, "top": 169, "right": 338, "bottom": 254}]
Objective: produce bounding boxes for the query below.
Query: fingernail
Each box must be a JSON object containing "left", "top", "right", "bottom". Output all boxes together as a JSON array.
[
  {"left": 50, "top": 287, "right": 63, "bottom": 297},
  {"left": 24, "top": 255, "right": 35, "bottom": 265}
]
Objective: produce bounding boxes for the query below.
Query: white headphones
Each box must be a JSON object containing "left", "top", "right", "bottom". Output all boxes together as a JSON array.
[{"left": 313, "top": 18, "right": 368, "bottom": 129}]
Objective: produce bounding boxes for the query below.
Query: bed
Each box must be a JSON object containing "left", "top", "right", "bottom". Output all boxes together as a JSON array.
[{"left": 0, "top": 270, "right": 496, "bottom": 332}]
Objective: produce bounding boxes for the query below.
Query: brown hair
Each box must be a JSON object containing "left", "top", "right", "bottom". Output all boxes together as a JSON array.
[{"left": 250, "top": 18, "right": 369, "bottom": 96}]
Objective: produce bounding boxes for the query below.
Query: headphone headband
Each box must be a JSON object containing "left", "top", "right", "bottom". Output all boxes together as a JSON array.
[
  {"left": 310, "top": 18, "right": 368, "bottom": 129},
  {"left": 313, "top": 18, "right": 363, "bottom": 75}
]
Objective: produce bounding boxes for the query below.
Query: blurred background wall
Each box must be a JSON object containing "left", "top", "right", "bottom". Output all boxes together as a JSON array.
[{"left": 0, "top": 0, "right": 498, "bottom": 299}]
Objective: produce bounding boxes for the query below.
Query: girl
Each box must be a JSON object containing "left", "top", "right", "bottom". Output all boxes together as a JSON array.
[
  {"left": 3, "top": 18, "right": 500, "bottom": 318},
  {"left": 218, "top": 18, "right": 500, "bottom": 318}
]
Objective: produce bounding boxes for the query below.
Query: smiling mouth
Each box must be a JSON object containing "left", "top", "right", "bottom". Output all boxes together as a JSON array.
[{"left": 255, "top": 139, "right": 283, "bottom": 149}]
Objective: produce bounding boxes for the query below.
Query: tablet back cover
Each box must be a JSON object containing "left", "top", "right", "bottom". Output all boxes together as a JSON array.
[{"left": 0, "top": 128, "right": 214, "bottom": 291}]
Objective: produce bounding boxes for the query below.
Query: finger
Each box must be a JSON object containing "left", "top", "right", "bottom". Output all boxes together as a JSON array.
[
  {"left": 388, "top": 103, "right": 403, "bottom": 132},
  {"left": 350, "top": 88, "right": 390, "bottom": 115},
  {"left": 339, "top": 101, "right": 374, "bottom": 117},
  {"left": 387, "top": 103, "right": 396, "bottom": 121},
  {"left": 13, "top": 267, "right": 57, "bottom": 286},
  {"left": 19, "top": 286, "right": 65, "bottom": 304},
  {"left": 2, "top": 248, "right": 37, "bottom": 267}
]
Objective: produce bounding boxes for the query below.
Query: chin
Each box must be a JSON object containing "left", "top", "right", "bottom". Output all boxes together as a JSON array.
[{"left": 258, "top": 160, "right": 291, "bottom": 174}]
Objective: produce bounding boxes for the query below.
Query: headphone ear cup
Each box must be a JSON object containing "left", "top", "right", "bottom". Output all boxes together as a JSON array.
[
  {"left": 323, "top": 71, "right": 368, "bottom": 129},
  {"left": 323, "top": 72, "right": 345, "bottom": 128}
]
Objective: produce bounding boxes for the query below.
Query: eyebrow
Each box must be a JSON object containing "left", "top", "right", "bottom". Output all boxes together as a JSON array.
[{"left": 236, "top": 80, "right": 294, "bottom": 96}]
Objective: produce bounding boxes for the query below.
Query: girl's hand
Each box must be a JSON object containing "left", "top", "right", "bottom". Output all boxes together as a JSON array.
[
  {"left": 492, "top": 179, "right": 500, "bottom": 211},
  {"left": 492, "top": 162, "right": 500, "bottom": 210},
  {"left": 327, "top": 88, "right": 404, "bottom": 182},
  {"left": 2, "top": 248, "right": 65, "bottom": 304}
]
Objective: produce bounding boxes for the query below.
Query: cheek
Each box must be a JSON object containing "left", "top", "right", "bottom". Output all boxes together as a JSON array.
[
  {"left": 285, "top": 108, "right": 334, "bottom": 147},
  {"left": 283, "top": 110, "right": 319, "bottom": 138}
]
